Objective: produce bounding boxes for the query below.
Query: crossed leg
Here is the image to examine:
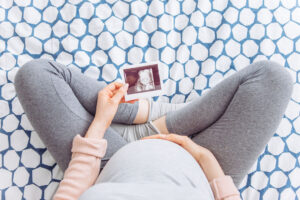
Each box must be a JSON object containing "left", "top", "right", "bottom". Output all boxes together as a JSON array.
[
  {"left": 14, "top": 59, "right": 188, "bottom": 171},
  {"left": 14, "top": 59, "right": 152, "bottom": 171},
  {"left": 15, "top": 59, "right": 292, "bottom": 186},
  {"left": 152, "top": 61, "right": 293, "bottom": 185}
]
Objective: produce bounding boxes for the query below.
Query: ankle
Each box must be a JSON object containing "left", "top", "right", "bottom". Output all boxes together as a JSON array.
[
  {"left": 152, "top": 116, "right": 170, "bottom": 134},
  {"left": 133, "top": 99, "right": 150, "bottom": 124}
]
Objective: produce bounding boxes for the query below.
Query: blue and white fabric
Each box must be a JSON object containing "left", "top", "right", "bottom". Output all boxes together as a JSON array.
[{"left": 0, "top": 0, "right": 299, "bottom": 199}]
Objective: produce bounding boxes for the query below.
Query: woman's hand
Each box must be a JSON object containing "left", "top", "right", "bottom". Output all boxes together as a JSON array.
[
  {"left": 85, "top": 82, "right": 129, "bottom": 139},
  {"left": 142, "top": 134, "right": 225, "bottom": 182},
  {"left": 94, "top": 82, "right": 129, "bottom": 127},
  {"left": 142, "top": 134, "right": 209, "bottom": 164}
]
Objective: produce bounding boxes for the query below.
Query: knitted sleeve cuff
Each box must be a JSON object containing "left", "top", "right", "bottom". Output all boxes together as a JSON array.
[
  {"left": 71, "top": 135, "right": 107, "bottom": 158},
  {"left": 210, "top": 176, "right": 240, "bottom": 200}
]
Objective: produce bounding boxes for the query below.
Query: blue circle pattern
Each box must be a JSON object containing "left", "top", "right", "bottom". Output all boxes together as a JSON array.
[{"left": 0, "top": 0, "right": 299, "bottom": 199}]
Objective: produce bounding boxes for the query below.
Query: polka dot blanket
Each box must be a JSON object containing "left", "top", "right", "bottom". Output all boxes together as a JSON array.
[{"left": 0, "top": 0, "right": 300, "bottom": 199}]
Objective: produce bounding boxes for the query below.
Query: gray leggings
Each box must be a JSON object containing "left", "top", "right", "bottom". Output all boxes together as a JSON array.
[{"left": 14, "top": 59, "right": 293, "bottom": 185}]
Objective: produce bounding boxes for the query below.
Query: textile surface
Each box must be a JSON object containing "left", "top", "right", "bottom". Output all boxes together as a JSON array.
[{"left": 0, "top": 0, "right": 299, "bottom": 199}]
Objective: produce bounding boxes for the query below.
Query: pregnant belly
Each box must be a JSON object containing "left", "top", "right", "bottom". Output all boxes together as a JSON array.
[{"left": 95, "top": 139, "right": 210, "bottom": 190}]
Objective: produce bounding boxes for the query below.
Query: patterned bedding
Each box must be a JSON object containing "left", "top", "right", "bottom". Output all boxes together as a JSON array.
[{"left": 0, "top": 0, "right": 299, "bottom": 199}]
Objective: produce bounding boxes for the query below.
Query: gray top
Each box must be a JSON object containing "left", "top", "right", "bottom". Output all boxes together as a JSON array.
[{"left": 79, "top": 139, "right": 214, "bottom": 200}]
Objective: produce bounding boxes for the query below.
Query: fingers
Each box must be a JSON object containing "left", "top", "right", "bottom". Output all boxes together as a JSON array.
[
  {"left": 101, "top": 82, "right": 126, "bottom": 98},
  {"left": 165, "top": 134, "right": 187, "bottom": 146},
  {"left": 101, "top": 82, "right": 137, "bottom": 104},
  {"left": 107, "top": 90, "right": 113, "bottom": 97},
  {"left": 105, "top": 82, "right": 124, "bottom": 91},
  {"left": 111, "top": 84, "right": 128, "bottom": 103},
  {"left": 99, "top": 82, "right": 130, "bottom": 104},
  {"left": 142, "top": 133, "right": 188, "bottom": 146},
  {"left": 142, "top": 134, "right": 166, "bottom": 140}
]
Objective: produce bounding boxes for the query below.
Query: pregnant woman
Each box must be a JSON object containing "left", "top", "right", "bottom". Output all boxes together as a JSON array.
[{"left": 14, "top": 59, "right": 293, "bottom": 200}]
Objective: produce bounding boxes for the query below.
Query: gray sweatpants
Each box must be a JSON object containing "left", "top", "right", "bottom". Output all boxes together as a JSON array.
[
  {"left": 165, "top": 61, "right": 293, "bottom": 185},
  {"left": 14, "top": 59, "right": 293, "bottom": 186}
]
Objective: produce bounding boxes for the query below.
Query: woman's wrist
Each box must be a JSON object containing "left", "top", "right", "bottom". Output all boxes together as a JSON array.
[
  {"left": 195, "top": 148, "right": 213, "bottom": 164},
  {"left": 85, "top": 120, "right": 108, "bottom": 139},
  {"left": 197, "top": 150, "right": 225, "bottom": 182}
]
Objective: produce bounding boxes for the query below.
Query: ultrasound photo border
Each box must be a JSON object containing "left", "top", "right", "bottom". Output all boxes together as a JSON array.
[{"left": 120, "top": 62, "right": 163, "bottom": 101}]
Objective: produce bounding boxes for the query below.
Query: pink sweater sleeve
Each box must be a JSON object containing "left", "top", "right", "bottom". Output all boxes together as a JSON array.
[
  {"left": 209, "top": 176, "right": 241, "bottom": 200},
  {"left": 53, "top": 135, "right": 107, "bottom": 200}
]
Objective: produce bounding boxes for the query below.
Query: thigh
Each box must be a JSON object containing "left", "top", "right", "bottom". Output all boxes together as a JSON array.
[
  {"left": 191, "top": 61, "right": 293, "bottom": 185},
  {"left": 48, "top": 60, "right": 139, "bottom": 124},
  {"left": 14, "top": 59, "right": 127, "bottom": 171}
]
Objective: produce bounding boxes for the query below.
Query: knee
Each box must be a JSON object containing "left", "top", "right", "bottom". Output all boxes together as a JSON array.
[
  {"left": 16, "top": 58, "right": 50, "bottom": 78},
  {"left": 257, "top": 60, "right": 293, "bottom": 96},
  {"left": 14, "top": 59, "right": 50, "bottom": 92}
]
